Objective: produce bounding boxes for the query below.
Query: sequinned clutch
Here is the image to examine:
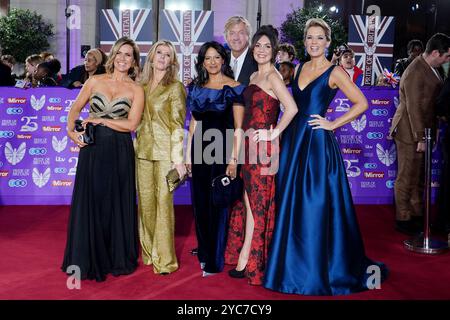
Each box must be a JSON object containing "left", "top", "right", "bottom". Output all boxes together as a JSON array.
[{"left": 166, "top": 168, "right": 187, "bottom": 192}]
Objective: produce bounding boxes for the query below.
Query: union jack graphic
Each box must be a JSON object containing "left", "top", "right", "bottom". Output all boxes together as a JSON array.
[
  {"left": 348, "top": 15, "right": 395, "bottom": 85},
  {"left": 159, "top": 10, "right": 214, "bottom": 85},
  {"left": 100, "top": 9, "right": 153, "bottom": 61}
]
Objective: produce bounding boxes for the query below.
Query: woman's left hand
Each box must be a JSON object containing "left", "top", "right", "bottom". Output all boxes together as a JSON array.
[
  {"left": 308, "top": 114, "right": 335, "bottom": 131},
  {"left": 226, "top": 164, "right": 237, "bottom": 179}
]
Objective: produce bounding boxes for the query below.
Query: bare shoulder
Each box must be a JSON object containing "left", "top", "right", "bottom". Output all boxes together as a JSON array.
[
  {"left": 330, "top": 65, "right": 348, "bottom": 80},
  {"left": 267, "top": 69, "right": 283, "bottom": 84}
]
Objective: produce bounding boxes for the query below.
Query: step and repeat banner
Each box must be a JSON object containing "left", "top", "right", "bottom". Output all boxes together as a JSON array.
[
  {"left": 327, "top": 86, "right": 443, "bottom": 204},
  {"left": 0, "top": 87, "right": 444, "bottom": 205}
]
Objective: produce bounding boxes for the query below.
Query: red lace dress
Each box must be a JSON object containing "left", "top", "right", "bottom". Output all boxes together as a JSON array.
[{"left": 225, "top": 84, "right": 280, "bottom": 285}]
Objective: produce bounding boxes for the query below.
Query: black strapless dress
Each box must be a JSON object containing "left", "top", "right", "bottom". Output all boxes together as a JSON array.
[{"left": 61, "top": 93, "right": 139, "bottom": 282}]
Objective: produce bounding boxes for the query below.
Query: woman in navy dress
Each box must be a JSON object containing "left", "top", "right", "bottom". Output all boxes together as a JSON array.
[
  {"left": 263, "top": 18, "right": 388, "bottom": 295},
  {"left": 185, "top": 41, "right": 245, "bottom": 277}
]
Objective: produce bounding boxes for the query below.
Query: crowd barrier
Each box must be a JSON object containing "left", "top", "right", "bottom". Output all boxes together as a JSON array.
[{"left": 0, "top": 86, "right": 443, "bottom": 205}]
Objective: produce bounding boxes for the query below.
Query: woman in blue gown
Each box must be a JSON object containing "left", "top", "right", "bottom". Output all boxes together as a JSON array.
[
  {"left": 185, "top": 41, "right": 245, "bottom": 277},
  {"left": 263, "top": 18, "right": 388, "bottom": 295}
]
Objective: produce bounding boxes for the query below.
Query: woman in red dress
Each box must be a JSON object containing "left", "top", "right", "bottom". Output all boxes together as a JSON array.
[{"left": 225, "top": 25, "right": 298, "bottom": 285}]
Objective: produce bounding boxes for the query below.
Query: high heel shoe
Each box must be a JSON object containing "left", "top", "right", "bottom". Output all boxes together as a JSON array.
[{"left": 228, "top": 268, "right": 246, "bottom": 278}]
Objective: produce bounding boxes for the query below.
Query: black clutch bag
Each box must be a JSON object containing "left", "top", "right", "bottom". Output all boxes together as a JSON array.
[
  {"left": 211, "top": 174, "right": 243, "bottom": 207},
  {"left": 166, "top": 168, "right": 187, "bottom": 192},
  {"left": 74, "top": 119, "right": 95, "bottom": 145}
]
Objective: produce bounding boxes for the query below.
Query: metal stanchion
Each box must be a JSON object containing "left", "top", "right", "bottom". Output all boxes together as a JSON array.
[{"left": 404, "top": 128, "right": 449, "bottom": 254}]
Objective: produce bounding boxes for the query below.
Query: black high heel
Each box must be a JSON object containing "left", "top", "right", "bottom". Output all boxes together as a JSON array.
[{"left": 228, "top": 268, "right": 246, "bottom": 278}]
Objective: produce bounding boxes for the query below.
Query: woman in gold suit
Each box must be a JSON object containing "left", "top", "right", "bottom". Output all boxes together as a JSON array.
[{"left": 135, "top": 40, "right": 187, "bottom": 275}]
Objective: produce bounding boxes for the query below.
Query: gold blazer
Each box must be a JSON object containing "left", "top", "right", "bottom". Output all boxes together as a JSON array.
[{"left": 136, "top": 81, "right": 187, "bottom": 163}]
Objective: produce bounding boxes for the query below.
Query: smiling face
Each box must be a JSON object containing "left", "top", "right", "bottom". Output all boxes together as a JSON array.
[
  {"left": 152, "top": 44, "right": 172, "bottom": 71},
  {"left": 113, "top": 44, "right": 135, "bottom": 73},
  {"left": 203, "top": 47, "right": 224, "bottom": 76},
  {"left": 226, "top": 22, "right": 250, "bottom": 57},
  {"left": 304, "top": 26, "right": 330, "bottom": 58},
  {"left": 253, "top": 35, "right": 273, "bottom": 65}
]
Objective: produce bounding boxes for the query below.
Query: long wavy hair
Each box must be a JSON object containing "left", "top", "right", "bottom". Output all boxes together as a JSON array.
[
  {"left": 140, "top": 40, "right": 180, "bottom": 87},
  {"left": 191, "top": 41, "right": 234, "bottom": 87},
  {"left": 104, "top": 37, "right": 141, "bottom": 80}
]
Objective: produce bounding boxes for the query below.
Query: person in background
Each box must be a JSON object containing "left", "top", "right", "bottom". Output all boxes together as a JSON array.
[
  {"left": 62, "top": 48, "right": 107, "bottom": 88},
  {"left": 276, "top": 43, "right": 296, "bottom": 65},
  {"left": 335, "top": 45, "right": 364, "bottom": 86},
  {"left": 33, "top": 61, "right": 57, "bottom": 87},
  {"left": 1, "top": 55, "right": 17, "bottom": 80},
  {"left": 278, "top": 61, "right": 295, "bottom": 87},
  {"left": 394, "top": 39, "right": 424, "bottom": 77},
  {"left": 40, "top": 51, "right": 55, "bottom": 62},
  {"left": 0, "top": 55, "right": 15, "bottom": 86},
  {"left": 225, "top": 15, "right": 258, "bottom": 85},
  {"left": 389, "top": 33, "right": 450, "bottom": 235},
  {"left": 23, "top": 54, "right": 44, "bottom": 87},
  {"left": 135, "top": 40, "right": 186, "bottom": 275}
]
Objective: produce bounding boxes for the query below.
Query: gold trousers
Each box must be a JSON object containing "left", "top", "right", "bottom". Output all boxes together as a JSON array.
[{"left": 136, "top": 159, "right": 178, "bottom": 273}]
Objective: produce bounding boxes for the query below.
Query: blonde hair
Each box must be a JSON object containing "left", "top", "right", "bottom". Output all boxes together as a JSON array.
[
  {"left": 140, "top": 40, "right": 179, "bottom": 86},
  {"left": 224, "top": 16, "right": 252, "bottom": 38},
  {"left": 304, "top": 18, "right": 331, "bottom": 41},
  {"left": 86, "top": 49, "right": 103, "bottom": 67},
  {"left": 26, "top": 54, "right": 43, "bottom": 66},
  {"left": 104, "top": 37, "right": 140, "bottom": 80}
]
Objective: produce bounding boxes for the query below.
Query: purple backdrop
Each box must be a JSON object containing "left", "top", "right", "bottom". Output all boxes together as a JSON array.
[
  {"left": 327, "top": 86, "right": 442, "bottom": 204},
  {"left": 0, "top": 87, "right": 443, "bottom": 205}
]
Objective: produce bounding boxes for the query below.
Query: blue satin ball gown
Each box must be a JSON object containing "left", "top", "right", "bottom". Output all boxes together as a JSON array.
[{"left": 263, "top": 64, "right": 388, "bottom": 295}]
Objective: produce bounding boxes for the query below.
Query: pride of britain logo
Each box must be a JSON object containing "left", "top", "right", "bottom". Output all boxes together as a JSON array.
[
  {"left": 32, "top": 168, "right": 51, "bottom": 188},
  {"left": 350, "top": 114, "right": 367, "bottom": 133},
  {"left": 376, "top": 143, "right": 396, "bottom": 166},
  {"left": 30, "top": 95, "right": 46, "bottom": 111},
  {"left": 52, "top": 136, "right": 68, "bottom": 153},
  {"left": 4, "top": 142, "right": 26, "bottom": 165}
]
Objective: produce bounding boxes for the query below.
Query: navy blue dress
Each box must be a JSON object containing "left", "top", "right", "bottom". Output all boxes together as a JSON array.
[
  {"left": 187, "top": 84, "right": 245, "bottom": 274},
  {"left": 263, "top": 65, "right": 387, "bottom": 295}
]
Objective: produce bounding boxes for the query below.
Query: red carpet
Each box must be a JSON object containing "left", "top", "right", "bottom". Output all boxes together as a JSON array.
[{"left": 0, "top": 205, "right": 449, "bottom": 300}]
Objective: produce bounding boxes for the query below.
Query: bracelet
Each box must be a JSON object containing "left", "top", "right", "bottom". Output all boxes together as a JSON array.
[{"left": 229, "top": 157, "right": 237, "bottom": 164}]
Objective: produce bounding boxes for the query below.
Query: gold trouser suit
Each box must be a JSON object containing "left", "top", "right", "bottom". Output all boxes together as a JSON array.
[{"left": 135, "top": 81, "right": 186, "bottom": 274}]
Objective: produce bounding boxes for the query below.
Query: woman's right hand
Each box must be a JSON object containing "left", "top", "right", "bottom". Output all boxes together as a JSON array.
[{"left": 68, "top": 130, "right": 87, "bottom": 148}]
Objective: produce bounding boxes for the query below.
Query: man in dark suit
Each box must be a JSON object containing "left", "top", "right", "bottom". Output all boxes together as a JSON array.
[
  {"left": 389, "top": 33, "right": 450, "bottom": 235},
  {"left": 224, "top": 16, "right": 257, "bottom": 85}
]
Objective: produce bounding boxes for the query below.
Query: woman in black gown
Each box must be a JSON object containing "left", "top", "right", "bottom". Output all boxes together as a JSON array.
[
  {"left": 185, "top": 41, "right": 245, "bottom": 277},
  {"left": 61, "top": 37, "right": 144, "bottom": 282}
]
